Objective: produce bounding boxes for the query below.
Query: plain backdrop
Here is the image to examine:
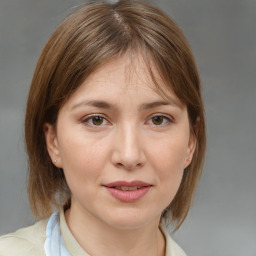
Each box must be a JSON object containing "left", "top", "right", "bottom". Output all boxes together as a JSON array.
[{"left": 0, "top": 1, "right": 255, "bottom": 255}]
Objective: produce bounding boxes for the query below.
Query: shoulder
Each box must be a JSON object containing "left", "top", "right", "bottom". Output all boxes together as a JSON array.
[
  {"left": 160, "top": 223, "right": 187, "bottom": 256},
  {"left": 0, "top": 219, "right": 47, "bottom": 256}
]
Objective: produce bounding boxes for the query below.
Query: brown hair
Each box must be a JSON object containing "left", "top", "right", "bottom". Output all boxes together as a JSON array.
[{"left": 25, "top": 0, "right": 206, "bottom": 230}]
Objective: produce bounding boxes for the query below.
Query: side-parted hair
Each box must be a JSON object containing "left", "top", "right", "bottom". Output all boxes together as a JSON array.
[{"left": 25, "top": 0, "right": 206, "bottom": 230}]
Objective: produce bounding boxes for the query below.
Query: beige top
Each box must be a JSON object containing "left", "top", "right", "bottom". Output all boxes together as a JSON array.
[{"left": 0, "top": 210, "right": 187, "bottom": 256}]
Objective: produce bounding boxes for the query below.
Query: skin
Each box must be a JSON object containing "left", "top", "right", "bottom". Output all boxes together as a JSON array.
[{"left": 44, "top": 55, "right": 196, "bottom": 256}]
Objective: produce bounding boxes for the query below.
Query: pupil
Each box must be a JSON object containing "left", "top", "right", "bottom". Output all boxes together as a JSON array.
[
  {"left": 153, "top": 116, "right": 163, "bottom": 125},
  {"left": 92, "top": 116, "right": 103, "bottom": 125}
]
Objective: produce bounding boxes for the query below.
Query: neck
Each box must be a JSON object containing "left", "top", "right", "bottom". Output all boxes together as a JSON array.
[{"left": 65, "top": 207, "right": 165, "bottom": 256}]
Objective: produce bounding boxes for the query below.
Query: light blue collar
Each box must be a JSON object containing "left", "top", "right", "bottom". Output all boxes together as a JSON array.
[{"left": 44, "top": 212, "right": 71, "bottom": 256}]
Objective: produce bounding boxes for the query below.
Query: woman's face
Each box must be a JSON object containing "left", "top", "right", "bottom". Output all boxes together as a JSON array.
[{"left": 45, "top": 55, "right": 196, "bottom": 230}]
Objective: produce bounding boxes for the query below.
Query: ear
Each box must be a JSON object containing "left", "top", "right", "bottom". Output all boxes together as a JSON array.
[
  {"left": 184, "top": 118, "right": 199, "bottom": 169},
  {"left": 43, "top": 123, "right": 63, "bottom": 168}
]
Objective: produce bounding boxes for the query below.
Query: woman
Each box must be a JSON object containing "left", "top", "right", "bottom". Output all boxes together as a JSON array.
[{"left": 0, "top": 1, "right": 206, "bottom": 255}]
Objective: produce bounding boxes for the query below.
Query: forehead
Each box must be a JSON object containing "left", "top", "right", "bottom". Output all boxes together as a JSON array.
[{"left": 68, "top": 54, "right": 182, "bottom": 107}]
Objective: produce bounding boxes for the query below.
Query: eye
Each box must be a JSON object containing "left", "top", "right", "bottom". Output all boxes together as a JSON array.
[
  {"left": 82, "top": 115, "right": 108, "bottom": 126},
  {"left": 148, "top": 115, "right": 172, "bottom": 126}
]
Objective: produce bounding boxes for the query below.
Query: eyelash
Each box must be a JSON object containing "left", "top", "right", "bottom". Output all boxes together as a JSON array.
[
  {"left": 81, "top": 114, "right": 174, "bottom": 127},
  {"left": 82, "top": 114, "right": 109, "bottom": 127},
  {"left": 147, "top": 114, "right": 173, "bottom": 126}
]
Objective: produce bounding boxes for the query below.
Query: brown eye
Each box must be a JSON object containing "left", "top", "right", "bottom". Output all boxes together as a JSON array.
[
  {"left": 149, "top": 115, "right": 171, "bottom": 126},
  {"left": 83, "top": 115, "right": 107, "bottom": 126},
  {"left": 152, "top": 116, "right": 164, "bottom": 125},
  {"left": 92, "top": 116, "right": 104, "bottom": 126}
]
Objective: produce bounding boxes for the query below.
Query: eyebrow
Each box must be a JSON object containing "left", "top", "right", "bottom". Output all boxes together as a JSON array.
[
  {"left": 71, "top": 100, "right": 115, "bottom": 110},
  {"left": 139, "top": 100, "right": 178, "bottom": 110},
  {"left": 70, "top": 99, "right": 179, "bottom": 111}
]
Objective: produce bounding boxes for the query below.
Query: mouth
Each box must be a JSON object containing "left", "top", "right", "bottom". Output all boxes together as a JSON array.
[
  {"left": 113, "top": 186, "right": 143, "bottom": 191},
  {"left": 104, "top": 180, "right": 152, "bottom": 190},
  {"left": 103, "top": 181, "right": 152, "bottom": 202}
]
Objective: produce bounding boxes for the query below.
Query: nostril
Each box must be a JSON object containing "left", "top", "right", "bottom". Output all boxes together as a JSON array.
[
  {"left": 110, "top": 138, "right": 146, "bottom": 170},
  {"left": 115, "top": 161, "right": 143, "bottom": 170},
  {"left": 116, "top": 162, "right": 123, "bottom": 168}
]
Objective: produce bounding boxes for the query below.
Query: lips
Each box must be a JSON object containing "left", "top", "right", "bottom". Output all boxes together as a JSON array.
[
  {"left": 103, "top": 181, "right": 152, "bottom": 202},
  {"left": 114, "top": 186, "right": 143, "bottom": 191}
]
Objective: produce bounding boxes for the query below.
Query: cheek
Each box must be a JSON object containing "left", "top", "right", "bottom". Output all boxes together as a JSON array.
[
  {"left": 151, "top": 141, "right": 187, "bottom": 208},
  {"left": 150, "top": 137, "right": 188, "bottom": 172},
  {"left": 147, "top": 134, "right": 189, "bottom": 191},
  {"left": 57, "top": 130, "right": 110, "bottom": 189}
]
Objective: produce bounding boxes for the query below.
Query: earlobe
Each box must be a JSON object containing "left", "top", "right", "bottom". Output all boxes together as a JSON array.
[
  {"left": 44, "top": 123, "right": 62, "bottom": 168},
  {"left": 184, "top": 132, "right": 197, "bottom": 169},
  {"left": 184, "top": 117, "right": 200, "bottom": 168}
]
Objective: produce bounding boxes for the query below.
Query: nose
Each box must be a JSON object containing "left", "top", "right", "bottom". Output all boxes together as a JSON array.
[{"left": 111, "top": 124, "right": 146, "bottom": 170}]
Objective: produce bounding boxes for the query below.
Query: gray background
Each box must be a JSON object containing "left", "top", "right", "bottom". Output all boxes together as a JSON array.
[{"left": 0, "top": 0, "right": 255, "bottom": 255}]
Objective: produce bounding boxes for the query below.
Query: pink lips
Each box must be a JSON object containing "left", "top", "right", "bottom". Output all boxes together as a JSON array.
[{"left": 103, "top": 181, "right": 152, "bottom": 202}]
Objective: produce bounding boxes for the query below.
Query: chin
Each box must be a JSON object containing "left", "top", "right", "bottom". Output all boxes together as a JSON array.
[{"left": 103, "top": 208, "right": 160, "bottom": 230}]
